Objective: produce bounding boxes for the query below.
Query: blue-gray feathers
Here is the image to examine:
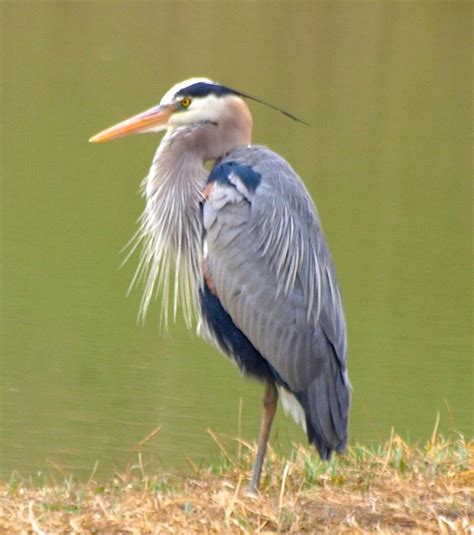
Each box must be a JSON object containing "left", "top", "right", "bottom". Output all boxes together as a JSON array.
[
  {"left": 208, "top": 161, "right": 261, "bottom": 193},
  {"left": 200, "top": 147, "right": 350, "bottom": 460}
]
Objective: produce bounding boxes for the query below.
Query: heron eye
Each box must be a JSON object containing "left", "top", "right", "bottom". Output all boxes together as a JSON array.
[{"left": 180, "top": 97, "right": 192, "bottom": 108}]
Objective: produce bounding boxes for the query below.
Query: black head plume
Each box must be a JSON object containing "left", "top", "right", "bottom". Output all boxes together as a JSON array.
[
  {"left": 175, "top": 81, "right": 310, "bottom": 126},
  {"left": 229, "top": 87, "right": 310, "bottom": 126}
]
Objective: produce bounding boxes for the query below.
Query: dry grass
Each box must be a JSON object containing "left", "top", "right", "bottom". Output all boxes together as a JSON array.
[{"left": 1, "top": 430, "right": 472, "bottom": 534}]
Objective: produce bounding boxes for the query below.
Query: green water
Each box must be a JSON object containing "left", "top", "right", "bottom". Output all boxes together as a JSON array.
[{"left": 1, "top": 1, "right": 472, "bottom": 480}]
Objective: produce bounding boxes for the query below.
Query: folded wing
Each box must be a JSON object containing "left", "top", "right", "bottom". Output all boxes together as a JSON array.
[{"left": 202, "top": 146, "right": 350, "bottom": 457}]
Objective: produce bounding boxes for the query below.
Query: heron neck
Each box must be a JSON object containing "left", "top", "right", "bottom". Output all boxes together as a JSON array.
[{"left": 134, "top": 130, "right": 208, "bottom": 325}]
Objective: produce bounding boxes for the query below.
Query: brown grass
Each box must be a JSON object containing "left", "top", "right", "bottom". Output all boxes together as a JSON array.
[{"left": 1, "top": 430, "right": 472, "bottom": 534}]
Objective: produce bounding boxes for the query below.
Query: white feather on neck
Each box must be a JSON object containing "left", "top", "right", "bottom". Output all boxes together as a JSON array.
[{"left": 125, "top": 128, "right": 207, "bottom": 327}]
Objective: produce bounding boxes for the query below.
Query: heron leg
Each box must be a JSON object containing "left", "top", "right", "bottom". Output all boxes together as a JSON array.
[{"left": 249, "top": 380, "right": 278, "bottom": 492}]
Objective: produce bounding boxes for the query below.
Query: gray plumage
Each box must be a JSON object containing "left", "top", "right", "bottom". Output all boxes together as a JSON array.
[
  {"left": 203, "top": 146, "right": 349, "bottom": 456},
  {"left": 90, "top": 77, "right": 351, "bottom": 491}
]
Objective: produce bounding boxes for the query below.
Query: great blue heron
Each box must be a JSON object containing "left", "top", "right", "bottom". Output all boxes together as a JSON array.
[{"left": 90, "top": 77, "right": 350, "bottom": 492}]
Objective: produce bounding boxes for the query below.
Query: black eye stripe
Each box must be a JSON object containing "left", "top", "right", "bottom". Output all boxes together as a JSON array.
[
  {"left": 174, "top": 81, "right": 308, "bottom": 125},
  {"left": 175, "top": 82, "right": 234, "bottom": 99}
]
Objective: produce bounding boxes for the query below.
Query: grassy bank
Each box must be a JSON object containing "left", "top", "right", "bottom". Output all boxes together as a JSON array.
[{"left": 1, "top": 431, "right": 472, "bottom": 534}]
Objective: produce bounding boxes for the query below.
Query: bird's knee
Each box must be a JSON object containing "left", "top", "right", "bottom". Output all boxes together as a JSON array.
[{"left": 263, "top": 382, "right": 278, "bottom": 409}]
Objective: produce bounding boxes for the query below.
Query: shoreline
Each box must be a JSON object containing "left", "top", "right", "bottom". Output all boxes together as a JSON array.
[{"left": 1, "top": 432, "right": 472, "bottom": 533}]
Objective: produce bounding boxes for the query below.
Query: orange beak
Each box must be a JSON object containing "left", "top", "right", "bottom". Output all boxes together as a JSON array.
[{"left": 89, "top": 103, "right": 177, "bottom": 143}]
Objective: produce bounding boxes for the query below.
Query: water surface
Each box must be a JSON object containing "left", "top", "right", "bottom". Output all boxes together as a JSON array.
[{"left": 1, "top": 2, "right": 472, "bottom": 480}]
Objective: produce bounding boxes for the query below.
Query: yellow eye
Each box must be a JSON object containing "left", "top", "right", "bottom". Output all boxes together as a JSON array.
[{"left": 180, "top": 97, "right": 192, "bottom": 108}]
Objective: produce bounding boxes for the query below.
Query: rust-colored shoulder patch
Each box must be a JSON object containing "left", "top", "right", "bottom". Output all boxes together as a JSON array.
[
  {"left": 202, "top": 258, "right": 217, "bottom": 295},
  {"left": 203, "top": 182, "right": 215, "bottom": 200}
]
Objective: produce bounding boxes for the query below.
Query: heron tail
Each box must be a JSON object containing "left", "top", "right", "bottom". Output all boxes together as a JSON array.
[{"left": 297, "top": 353, "right": 350, "bottom": 460}]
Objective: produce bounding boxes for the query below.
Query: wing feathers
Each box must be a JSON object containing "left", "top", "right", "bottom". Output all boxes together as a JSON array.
[{"left": 203, "top": 146, "right": 350, "bottom": 456}]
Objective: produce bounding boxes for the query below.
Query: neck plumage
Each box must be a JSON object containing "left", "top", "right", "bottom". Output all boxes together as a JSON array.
[{"left": 128, "top": 129, "right": 208, "bottom": 326}]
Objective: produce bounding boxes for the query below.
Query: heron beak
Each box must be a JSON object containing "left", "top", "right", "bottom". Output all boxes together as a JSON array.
[{"left": 89, "top": 103, "right": 176, "bottom": 143}]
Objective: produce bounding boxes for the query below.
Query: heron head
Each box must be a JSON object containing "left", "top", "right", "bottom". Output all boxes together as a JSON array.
[{"left": 89, "top": 77, "right": 253, "bottom": 146}]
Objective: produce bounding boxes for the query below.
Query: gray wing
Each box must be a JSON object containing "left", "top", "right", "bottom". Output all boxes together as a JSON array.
[{"left": 203, "top": 146, "right": 350, "bottom": 454}]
